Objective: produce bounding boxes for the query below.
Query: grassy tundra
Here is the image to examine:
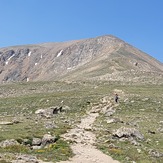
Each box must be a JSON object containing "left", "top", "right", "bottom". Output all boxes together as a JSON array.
[{"left": 0, "top": 81, "right": 162, "bottom": 163}]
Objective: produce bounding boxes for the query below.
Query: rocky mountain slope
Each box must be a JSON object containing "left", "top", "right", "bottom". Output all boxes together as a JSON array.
[{"left": 0, "top": 35, "right": 162, "bottom": 83}]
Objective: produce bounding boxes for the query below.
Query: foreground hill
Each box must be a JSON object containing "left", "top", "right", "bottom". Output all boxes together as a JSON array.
[
  {"left": 0, "top": 35, "right": 162, "bottom": 83},
  {"left": 0, "top": 81, "right": 162, "bottom": 163}
]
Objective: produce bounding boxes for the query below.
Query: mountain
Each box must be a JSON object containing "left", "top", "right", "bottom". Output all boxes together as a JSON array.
[{"left": 0, "top": 35, "right": 162, "bottom": 84}]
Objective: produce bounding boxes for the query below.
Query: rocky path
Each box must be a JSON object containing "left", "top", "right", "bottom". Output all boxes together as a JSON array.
[{"left": 57, "top": 103, "right": 119, "bottom": 163}]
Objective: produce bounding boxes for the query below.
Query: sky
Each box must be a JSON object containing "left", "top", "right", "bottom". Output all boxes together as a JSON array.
[{"left": 0, "top": 0, "right": 163, "bottom": 63}]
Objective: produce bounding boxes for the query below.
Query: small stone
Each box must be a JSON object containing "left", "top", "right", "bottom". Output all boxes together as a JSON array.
[
  {"left": 0, "top": 121, "right": 13, "bottom": 125},
  {"left": 32, "top": 138, "right": 42, "bottom": 146},
  {"left": 137, "top": 149, "right": 141, "bottom": 153}
]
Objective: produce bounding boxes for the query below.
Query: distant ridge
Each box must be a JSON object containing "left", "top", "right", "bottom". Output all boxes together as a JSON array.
[{"left": 0, "top": 35, "right": 162, "bottom": 84}]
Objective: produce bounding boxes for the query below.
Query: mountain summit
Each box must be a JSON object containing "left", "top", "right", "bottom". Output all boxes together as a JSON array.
[{"left": 0, "top": 35, "right": 162, "bottom": 83}]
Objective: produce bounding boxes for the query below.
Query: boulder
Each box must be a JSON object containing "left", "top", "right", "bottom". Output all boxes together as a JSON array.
[
  {"left": 113, "top": 127, "right": 144, "bottom": 140},
  {"left": 103, "top": 107, "right": 116, "bottom": 116},
  {"left": 0, "top": 139, "right": 19, "bottom": 147},
  {"left": 149, "top": 149, "right": 163, "bottom": 158},
  {"left": 35, "top": 106, "right": 64, "bottom": 118},
  {"left": 35, "top": 108, "right": 56, "bottom": 118},
  {"left": 41, "top": 134, "right": 57, "bottom": 147},
  {"left": 32, "top": 138, "right": 42, "bottom": 146},
  {"left": 12, "top": 154, "right": 39, "bottom": 163}
]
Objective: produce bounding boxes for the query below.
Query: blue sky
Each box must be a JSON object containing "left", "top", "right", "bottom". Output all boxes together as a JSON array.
[{"left": 0, "top": 0, "right": 163, "bottom": 62}]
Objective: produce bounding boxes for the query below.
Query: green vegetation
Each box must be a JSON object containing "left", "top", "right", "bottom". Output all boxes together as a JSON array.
[
  {"left": 94, "top": 84, "right": 163, "bottom": 163},
  {"left": 0, "top": 140, "right": 73, "bottom": 162},
  {"left": 0, "top": 81, "right": 163, "bottom": 162}
]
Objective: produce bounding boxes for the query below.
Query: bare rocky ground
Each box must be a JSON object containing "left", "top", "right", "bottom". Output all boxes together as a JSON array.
[{"left": 57, "top": 102, "right": 119, "bottom": 163}]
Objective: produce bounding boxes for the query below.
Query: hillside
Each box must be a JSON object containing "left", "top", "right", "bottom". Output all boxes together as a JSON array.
[
  {"left": 0, "top": 35, "right": 163, "bottom": 163},
  {"left": 0, "top": 81, "right": 163, "bottom": 163},
  {"left": 0, "top": 35, "right": 162, "bottom": 83}
]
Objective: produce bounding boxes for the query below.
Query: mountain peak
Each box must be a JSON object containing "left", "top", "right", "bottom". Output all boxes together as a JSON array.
[
  {"left": 0, "top": 35, "right": 162, "bottom": 84},
  {"left": 86, "top": 34, "right": 125, "bottom": 44}
]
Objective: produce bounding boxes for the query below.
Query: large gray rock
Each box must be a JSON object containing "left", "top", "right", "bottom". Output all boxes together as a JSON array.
[
  {"left": 149, "top": 149, "right": 163, "bottom": 158},
  {"left": 41, "top": 134, "right": 57, "bottom": 147},
  {"left": 113, "top": 127, "right": 144, "bottom": 140},
  {"left": 12, "top": 154, "right": 39, "bottom": 163},
  {"left": 0, "top": 139, "right": 19, "bottom": 147},
  {"left": 35, "top": 106, "right": 61, "bottom": 118},
  {"left": 32, "top": 138, "right": 42, "bottom": 146},
  {"left": 12, "top": 154, "right": 54, "bottom": 163}
]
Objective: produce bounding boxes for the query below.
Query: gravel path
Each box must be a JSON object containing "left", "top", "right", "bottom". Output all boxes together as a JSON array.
[{"left": 57, "top": 106, "right": 119, "bottom": 163}]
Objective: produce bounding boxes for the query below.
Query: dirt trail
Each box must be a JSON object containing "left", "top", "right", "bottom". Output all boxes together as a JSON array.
[{"left": 57, "top": 104, "right": 119, "bottom": 163}]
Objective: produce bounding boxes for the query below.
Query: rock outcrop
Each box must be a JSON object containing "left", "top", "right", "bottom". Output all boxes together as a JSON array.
[{"left": 0, "top": 35, "right": 162, "bottom": 83}]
